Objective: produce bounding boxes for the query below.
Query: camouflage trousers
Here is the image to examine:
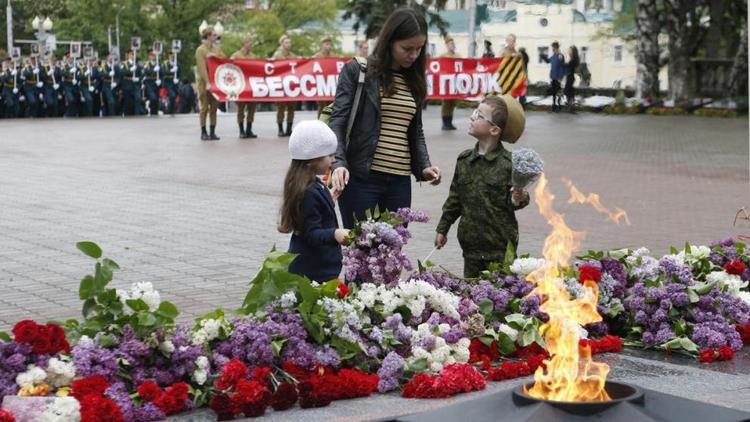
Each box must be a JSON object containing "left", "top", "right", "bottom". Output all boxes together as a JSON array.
[{"left": 463, "top": 257, "right": 492, "bottom": 278}]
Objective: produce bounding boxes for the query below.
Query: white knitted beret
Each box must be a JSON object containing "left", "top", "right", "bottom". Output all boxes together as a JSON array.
[{"left": 288, "top": 120, "right": 338, "bottom": 160}]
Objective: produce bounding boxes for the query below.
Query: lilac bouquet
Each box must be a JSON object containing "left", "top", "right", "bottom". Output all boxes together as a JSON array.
[{"left": 511, "top": 148, "right": 544, "bottom": 191}]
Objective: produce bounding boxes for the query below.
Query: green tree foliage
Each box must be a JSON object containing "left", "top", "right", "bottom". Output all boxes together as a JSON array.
[{"left": 343, "top": 0, "right": 449, "bottom": 40}]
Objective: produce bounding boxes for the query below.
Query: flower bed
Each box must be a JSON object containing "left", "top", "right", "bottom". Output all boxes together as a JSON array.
[{"left": 1, "top": 210, "right": 748, "bottom": 421}]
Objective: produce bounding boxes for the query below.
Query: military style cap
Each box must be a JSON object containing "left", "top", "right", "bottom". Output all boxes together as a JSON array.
[{"left": 499, "top": 94, "right": 525, "bottom": 143}]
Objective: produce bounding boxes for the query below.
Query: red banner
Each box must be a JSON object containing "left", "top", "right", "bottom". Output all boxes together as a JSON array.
[{"left": 207, "top": 56, "right": 526, "bottom": 102}]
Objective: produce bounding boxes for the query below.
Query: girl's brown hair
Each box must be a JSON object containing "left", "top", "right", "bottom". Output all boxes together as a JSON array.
[
  {"left": 278, "top": 160, "right": 316, "bottom": 234},
  {"left": 371, "top": 7, "right": 428, "bottom": 102}
]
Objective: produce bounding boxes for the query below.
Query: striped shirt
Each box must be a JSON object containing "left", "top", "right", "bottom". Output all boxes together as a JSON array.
[{"left": 371, "top": 72, "right": 417, "bottom": 176}]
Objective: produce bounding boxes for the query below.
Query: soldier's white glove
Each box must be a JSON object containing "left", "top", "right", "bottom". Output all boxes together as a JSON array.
[
  {"left": 111, "top": 82, "right": 117, "bottom": 89},
  {"left": 12, "top": 88, "right": 18, "bottom": 94},
  {"left": 154, "top": 65, "right": 160, "bottom": 72},
  {"left": 70, "top": 68, "right": 77, "bottom": 74},
  {"left": 109, "top": 70, "right": 115, "bottom": 77},
  {"left": 19, "top": 95, "right": 25, "bottom": 101},
  {"left": 36, "top": 82, "right": 43, "bottom": 88},
  {"left": 85, "top": 69, "right": 91, "bottom": 76},
  {"left": 11, "top": 69, "right": 16, "bottom": 76},
  {"left": 53, "top": 83, "right": 59, "bottom": 90},
  {"left": 33, "top": 68, "right": 39, "bottom": 75},
  {"left": 156, "top": 79, "right": 161, "bottom": 86},
  {"left": 171, "top": 67, "right": 178, "bottom": 73},
  {"left": 89, "top": 86, "right": 95, "bottom": 92},
  {"left": 73, "top": 80, "right": 78, "bottom": 85},
  {"left": 39, "top": 93, "right": 44, "bottom": 101}
]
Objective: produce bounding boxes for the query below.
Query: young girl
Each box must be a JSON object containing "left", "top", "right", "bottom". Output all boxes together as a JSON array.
[
  {"left": 279, "top": 120, "right": 350, "bottom": 282},
  {"left": 564, "top": 46, "right": 580, "bottom": 114}
]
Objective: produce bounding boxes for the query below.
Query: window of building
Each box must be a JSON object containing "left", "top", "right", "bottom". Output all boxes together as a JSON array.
[
  {"left": 537, "top": 46, "right": 549, "bottom": 64},
  {"left": 614, "top": 45, "right": 623, "bottom": 63}
]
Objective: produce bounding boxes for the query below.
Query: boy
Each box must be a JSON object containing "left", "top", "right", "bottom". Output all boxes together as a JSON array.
[
  {"left": 435, "top": 95, "right": 529, "bottom": 278},
  {"left": 542, "top": 41, "right": 565, "bottom": 112}
]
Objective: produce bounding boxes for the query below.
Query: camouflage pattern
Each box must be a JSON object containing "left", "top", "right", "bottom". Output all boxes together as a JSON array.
[{"left": 436, "top": 142, "right": 529, "bottom": 272}]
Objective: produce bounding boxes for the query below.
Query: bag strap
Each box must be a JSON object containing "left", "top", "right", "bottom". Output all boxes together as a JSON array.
[{"left": 345, "top": 57, "right": 367, "bottom": 142}]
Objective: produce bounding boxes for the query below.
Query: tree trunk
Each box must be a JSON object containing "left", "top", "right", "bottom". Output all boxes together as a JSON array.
[
  {"left": 703, "top": 0, "right": 726, "bottom": 57},
  {"left": 635, "top": 0, "right": 661, "bottom": 99},
  {"left": 663, "top": 0, "right": 706, "bottom": 103},
  {"left": 730, "top": 24, "right": 748, "bottom": 96}
]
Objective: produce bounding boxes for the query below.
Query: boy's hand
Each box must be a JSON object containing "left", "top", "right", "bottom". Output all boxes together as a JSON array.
[
  {"left": 435, "top": 233, "right": 447, "bottom": 249},
  {"left": 511, "top": 188, "right": 529, "bottom": 206},
  {"left": 335, "top": 229, "right": 351, "bottom": 245}
]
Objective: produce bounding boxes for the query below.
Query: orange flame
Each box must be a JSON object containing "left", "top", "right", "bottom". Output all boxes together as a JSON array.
[
  {"left": 524, "top": 174, "right": 611, "bottom": 402},
  {"left": 562, "top": 178, "right": 631, "bottom": 225}
]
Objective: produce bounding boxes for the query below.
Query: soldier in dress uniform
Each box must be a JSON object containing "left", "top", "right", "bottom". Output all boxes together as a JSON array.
[
  {"left": 195, "top": 26, "right": 224, "bottom": 140},
  {"left": 440, "top": 36, "right": 460, "bottom": 131},
  {"left": 100, "top": 54, "right": 118, "bottom": 116},
  {"left": 118, "top": 49, "right": 140, "bottom": 116},
  {"left": 1, "top": 58, "right": 20, "bottom": 118},
  {"left": 21, "top": 56, "right": 43, "bottom": 117},
  {"left": 162, "top": 52, "right": 179, "bottom": 115},
  {"left": 77, "top": 57, "right": 95, "bottom": 116},
  {"left": 143, "top": 49, "right": 161, "bottom": 116},
  {"left": 230, "top": 37, "right": 258, "bottom": 139},
  {"left": 61, "top": 54, "right": 80, "bottom": 117},
  {"left": 312, "top": 36, "right": 334, "bottom": 118},
  {"left": 272, "top": 35, "right": 298, "bottom": 137},
  {"left": 42, "top": 55, "right": 61, "bottom": 117}
]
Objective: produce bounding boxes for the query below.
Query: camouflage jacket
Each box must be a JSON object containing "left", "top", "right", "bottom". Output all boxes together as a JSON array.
[{"left": 436, "top": 142, "right": 529, "bottom": 260}]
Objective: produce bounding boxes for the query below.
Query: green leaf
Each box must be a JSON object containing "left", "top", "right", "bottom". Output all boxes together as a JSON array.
[
  {"left": 0, "top": 332, "right": 11, "bottom": 342},
  {"left": 320, "top": 279, "right": 340, "bottom": 298},
  {"left": 156, "top": 302, "right": 179, "bottom": 319},
  {"left": 679, "top": 337, "right": 698, "bottom": 352},
  {"left": 496, "top": 331, "right": 517, "bottom": 355},
  {"left": 684, "top": 242, "right": 692, "bottom": 254},
  {"left": 405, "top": 357, "right": 429, "bottom": 374},
  {"left": 196, "top": 308, "right": 225, "bottom": 323},
  {"left": 670, "top": 246, "right": 678, "bottom": 255},
  {"left": 520, "top": 329, "right": 537, "bottom": 347},
  {"left": 126, "top": 299, "right": 149, "bottom": 312},
  {"left": 82, "top": 298, "right": 98, "bottom": 317},
  {"left": 137, "top": 313, "right": 157, "bottom": 326},
  {"left": 477, "top": 298, "right": 494, "bottom": 316},
  {"left": 98, "top": 334, "right": 116, "bottom": 348},
  {"left": 673, "top": 319, "right": 687, "bottom": 336},
  {"left": 239, "top": 250, "right": 307, "bottom": 314},
  {"left": 504, "top": 241, "right": 516, "bottom": 267},
  {"left": 272, "top": 339, "right": 288, "bottom": 357},
  {"left": 102, "top": 258, "right": 120, "bottom": 271},
  {"left": 77, "top": 241, "right": 102, "bottom": 259},
  {"left": 691, "top": 281, "right": 716, "bottom": 296},
  {"left": 79, "top": 275, "right": 94, "bottom": 300}
]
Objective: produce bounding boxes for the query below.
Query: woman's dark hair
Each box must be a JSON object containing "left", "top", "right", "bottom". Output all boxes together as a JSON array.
[
  {"left": 278, "top": 160, "right": 316, "bottom": 234},
  {"left": 371, "top": 7, "right": 428, "bottom": 102},
  {"left": 568, "top": 45, "right": 580, "bottom": 69}
]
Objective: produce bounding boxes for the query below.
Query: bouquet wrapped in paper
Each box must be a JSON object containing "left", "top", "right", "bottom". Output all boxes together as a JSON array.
[{"left": 511, "top": 148, "right": 544, "bottom": 191}]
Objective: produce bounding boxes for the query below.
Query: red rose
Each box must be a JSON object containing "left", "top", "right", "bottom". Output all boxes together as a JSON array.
[
  {"left": 698, "top": 349, "right": 716, "bottom": 363},
  {"left": 336, "top": 282, "right": 350, "bottom": 298},
  {"left": 526, "top": 354, "right": 546, "bottom": 372},
  {"left": 281, "top": 361, "right": 310, "bottom": 381},
  {"left": 0, "top": 409, "right": 16, "bottom": 422},
  {"left": 724, "top": 259, "right": 746, "bottom": 276},
  {"left": 45, "top": 323, "right": 68, "bottom": 354},
  {"left": 12, "top": 320, "right": 40, "bottom": 344},
  {"left": 717, "top": 345, "right": 735, "bottom": 361},
  {"left": 271, "top": 382, "right": 298, "bottom": 411},
  {"left": 72, "top": 376, "right": 110, "bottom": 399},
  {"left": 578, "top": 265, "right": 602, "bottom": 283},
  {"left": 137, "top": 381, "right": 163, "bottom": 402},
  {"left": 80, "top": 395, "right": 124, "bottom": 422}
]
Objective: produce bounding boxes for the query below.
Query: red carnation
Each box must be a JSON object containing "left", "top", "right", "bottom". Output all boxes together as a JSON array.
[
  {"left": 0, "top": 409, "right": 16, "bottom": 422},
  {"left": 79, "top": 395, "right": 124, "bottom": 422},
  {"left": 11, "top": 320, "right": 40, "bottom": 344},
  {"left": 241, "top": 390, "right": 271, "bottom": 418},
  {"left": 155, "top": 382, "right": 190, "bottom": 415},
  {"left": 717, "top": 345, "right": 735, "bottom": 361},
  {"left": 698, "top": 349, "right": 716, "bottom": 363},
  {"left": 526, "top": 354, "right": 547, "bottom": 372},
  {"left": 281, "top": 361, "right": 310, "bottom": 381},
  {"left": 298, "top": 379, "right": 332, "bottom": 408},
  {"left": 337, "top": 282, "right": 350, "bottom": 298},
  {"left": 337, "top": 368, "right": 378, "bottom": 398},
  {"left": 251, "top": 366, "right": 272, "bottom": 386},
  {"left": 736, "top": 323, "right": 750, "bottom": 345},
  {"left": 215, "top": 358, "right": 249, "bottom": 391},
  {"left": 578, "top": 265, "right": 602, "bottom": 283},
  {"left": 72, "top": 376, "right": 110, "bottom": 399},
  {"left": 271, "top": 382, "right": 298, "bottom": 411},
  {"left": 724, "top": 259, "right": 746, "bottom": 276},
  {"left": 514, "top": 342, "right": 547, "bottom": 360},
  {"left": 209, "top": 394, "right": 236, "bottom": 421},
  {"left": 137, "top": 381, "right": 163, "bottom": 402}
]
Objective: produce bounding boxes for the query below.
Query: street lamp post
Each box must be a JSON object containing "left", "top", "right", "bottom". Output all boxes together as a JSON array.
[
  {"left": 31, "top": 16, "right": 53, "bottom": 56},
  {"left": 6, "top": 0, "right": 13, "bottom": 53}
]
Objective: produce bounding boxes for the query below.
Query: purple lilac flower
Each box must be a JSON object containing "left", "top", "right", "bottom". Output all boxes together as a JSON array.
[
  {"left": 601, "top": 258, "right": 627, "bottom": 288},
  {"left": 520, "top": 295, "right": 549, "bottom": 322},
  {"left": 394, "top": 208, "right": 429, "bottom": 224},
  {"left": 72, "top": 339, "right": 120, "bottom": 381},
  {"left": 584, "top": 321, "right": 609, "bottom": 338},
  {"left": 658, "top": 257, "right": 695, "bottom": 285},
  {"left": 470, "top": 280, "right": 511, "bottom": 312},
  {"left": 0, "top": 341, "right": 33, "bottom": 397},
  {"left": 441, "top": 326, "right": 466, "bottom": 344},
  {"left": 377, "top": 352, "right": 406, "bottom": 393}
]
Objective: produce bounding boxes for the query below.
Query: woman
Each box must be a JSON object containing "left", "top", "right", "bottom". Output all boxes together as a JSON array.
[
  {"left": 329, "top": 7, "right": 441, "bottom": 229},
  {"left": 564, "top": 45, "right": 580, "bottom": 114}
]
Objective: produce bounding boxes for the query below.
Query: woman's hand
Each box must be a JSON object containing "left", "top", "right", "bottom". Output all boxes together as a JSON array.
[
  {"left": 332, "top": 167, "right": 349, "bottom": 193},
  {"left": 335, "top": 229, "right": 351, "bottom": 245},
  {"left": 422, "top": 166, "right": 442, "bottom": 185},
  {"left": 435, "top": 233, "right": 447, "bottom": 249}
]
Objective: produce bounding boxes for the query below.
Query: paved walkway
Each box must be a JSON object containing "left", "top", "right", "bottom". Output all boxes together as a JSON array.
[{"left": 0, "top": 109, "right": 748, "bottom": 329}]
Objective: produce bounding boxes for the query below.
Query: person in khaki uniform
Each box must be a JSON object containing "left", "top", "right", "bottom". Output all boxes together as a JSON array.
[
  {"left": 231, "top": 37, "right": 258, "bottom": 139},
  {"left": 272, "top": 35, "right": 298, "bottom": 137},
  {"left": 312, "top": 36, "right": 334, "bottom": 118},
  {"left": 195, "top": 26, "right": 225, "bottom": 141},
  {"left": 435, "top": 95, "right": 530, "bottom": 278},
  {"left": 440, "top": 36, "right": 460, "bottom": 131}
]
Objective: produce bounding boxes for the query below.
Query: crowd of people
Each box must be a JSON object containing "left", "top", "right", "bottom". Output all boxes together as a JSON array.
[{"left": 1, "top": 50, "right": 197, "bottom": 119}]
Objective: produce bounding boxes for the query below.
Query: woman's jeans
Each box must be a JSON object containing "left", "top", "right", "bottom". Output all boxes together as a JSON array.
[{"left": 339, "top": 170, "right": 412, "bottom": 229}]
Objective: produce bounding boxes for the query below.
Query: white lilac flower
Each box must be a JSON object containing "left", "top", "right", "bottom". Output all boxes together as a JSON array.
[
  {"left": 497, "top": 324, "right": 519, "bottom": 342},
  {"left": 274, "top": 291, "right": 298, "bottom": 308},
  {"left": 510, "top": 257, "right": 547, "bottom": 276},
  {"left": 685, "top": 245, "right": 711, "bottom": 260},
  {"left": 321, "top": 297, "right": 363, "bottom": 343},
  {"left": 192, "top": 356, "right": 210, "bottom": 385},
  {"left": 159, "top": 340, "right": 175, "bottom": 354},
  {"left": 45, "top": 358, "right": 76, "bottom": 388},
  {"left": 562, "top": 278, "right": 585, "bottom": 299},
  {"left": 16, "top": 364, "right": 47, "bottom": 386},
  {"left": 39, "top": 397, "right": 81, "bottom": 422},
  {"left": 706, "top": 271, "right": 748, "bottom": 296},
  {"left": 737, "top": 291, "right": 750, "bottom": 306}
]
